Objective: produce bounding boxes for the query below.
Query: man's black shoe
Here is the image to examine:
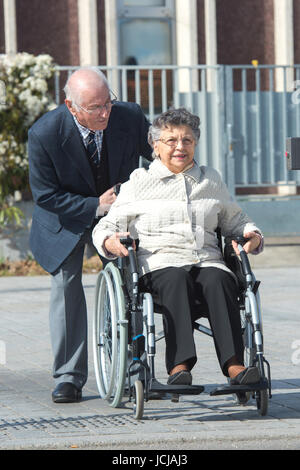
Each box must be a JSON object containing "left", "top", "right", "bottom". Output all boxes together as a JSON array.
[{"left": 52, "top": 382, "right": 82, "bottom": 403}]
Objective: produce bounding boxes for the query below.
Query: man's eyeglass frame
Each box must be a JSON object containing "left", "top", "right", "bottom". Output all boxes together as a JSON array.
[{"left": 75, "top": 90, "right": 117, "bottom": 115}]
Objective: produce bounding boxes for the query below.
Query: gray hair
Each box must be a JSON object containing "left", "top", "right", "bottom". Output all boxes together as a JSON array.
[
  {"left": 63, "top": 67, "right": 109, "bottom": 110},
  {"left": 148, "top": 107, "right": 200, "bottom": 158}
]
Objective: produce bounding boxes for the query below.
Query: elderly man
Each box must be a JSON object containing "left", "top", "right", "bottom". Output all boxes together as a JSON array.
[{"left": 28, "top": 67, "right": 152, "bottom": 403}]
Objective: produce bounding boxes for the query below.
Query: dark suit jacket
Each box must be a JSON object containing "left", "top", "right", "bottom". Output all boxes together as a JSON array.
[{"left": 28, "top": 102, "right": 152, "bottom": 274}]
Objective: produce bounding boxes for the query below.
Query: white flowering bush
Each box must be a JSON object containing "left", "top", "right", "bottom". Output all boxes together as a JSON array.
[{"left": 0, "top": 53, "right": 56, "bottom": 227}]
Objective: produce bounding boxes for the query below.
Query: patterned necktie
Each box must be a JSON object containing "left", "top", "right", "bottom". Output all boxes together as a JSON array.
[{"left": 86, "top": 131, "right": 99, "bottom": 165}]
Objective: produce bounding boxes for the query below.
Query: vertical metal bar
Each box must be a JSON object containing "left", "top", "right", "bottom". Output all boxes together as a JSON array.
[
  {"left": 295, "top": 67, "right": 300, "bottom": 137},
  {"left": 295, "top": 67, "right": 300, "bottom": 136},
  {"left": 225, "top": 66, "right": 235, "bottom": 196},
  {"left": 148, "top": 69, "right": 154, "bottom": 122},
  {"left": 295, "top": 67, "right": 300, "bottom": 185},
  {"left": 211, "top": 66, "right": 224, "bottom": 176},
  {"left": 269, "top": 68, "right": 275, "bottom": 184},
  {"left": 198, "top": 68, "right": 208, "bottom": 166},
  {"left": 121, "top": 68, "right": 127, "bottom": 102},
  {"left": 161, "top": 68, "right": 167, "bottom": 112},
  {"left": 188, "top": 67, "right": 193, "bottom": 110},
  {"left": 55, "top": 70, "right": 60, "bottom": 105},
  {"left": 106, "top": 68, "right": 112, "bottom": 88},
  {"left": 282, "top": 67, "right": 288, "bottom": 182},
  {"left": 173, "top": 68, "right": 180, "bottom": 108},
  {"left": 255, "top": 68, "right": 262, "bottom": 184},
  {"left": 241, "top": 68, "right": 248, "bottom": 185},
  {"left": 216, "top": 65, "right": 227, "bottom": 179},
  {"left": 135, "top": 69, "right": 141, "bottom": 105}
]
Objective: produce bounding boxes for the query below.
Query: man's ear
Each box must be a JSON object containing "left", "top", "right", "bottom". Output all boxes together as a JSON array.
[{"left": 65, "top": 99, "right": 76, "bottom": 115}]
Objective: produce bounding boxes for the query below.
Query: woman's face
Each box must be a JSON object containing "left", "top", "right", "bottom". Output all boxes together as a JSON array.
[{"left": 153, "top": 125, "right": 196, "bottom": 174}]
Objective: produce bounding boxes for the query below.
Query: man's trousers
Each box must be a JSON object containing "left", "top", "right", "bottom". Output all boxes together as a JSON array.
[{"left": 49, "top": 230, "right": 92, "bottom": 389}]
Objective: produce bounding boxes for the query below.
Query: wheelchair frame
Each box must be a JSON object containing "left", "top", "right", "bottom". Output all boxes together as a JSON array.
[{"left": 92, "top": 236, "right": 272, "bottom": 419}]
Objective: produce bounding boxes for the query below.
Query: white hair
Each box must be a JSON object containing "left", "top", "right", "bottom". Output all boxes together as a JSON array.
[{"left": 63, "top": 67, "right": 109, "bottom": 110}]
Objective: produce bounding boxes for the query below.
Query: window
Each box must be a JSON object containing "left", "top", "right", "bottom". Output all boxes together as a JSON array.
[
  {"left": 120, "top": 19, "right": 172, "bottom": 66},
  {"left": 123, "top": 0, "right": 165, "bottom": 6},
  {"left": 117, "top": 0, "right": 174, "bottom": 66},
  {"left": 117, "top": 0, "right": 175, "bottom": 114}
]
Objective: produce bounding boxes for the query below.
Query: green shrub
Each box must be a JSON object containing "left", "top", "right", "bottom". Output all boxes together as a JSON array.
[{"left": 0, "top": 53, "right": 56, "bottom": 227}]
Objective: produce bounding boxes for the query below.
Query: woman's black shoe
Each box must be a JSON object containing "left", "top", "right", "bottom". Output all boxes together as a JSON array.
[
  {"left": 230, "top": 366, "right": 260, "bottom": 386},
  {"left": 167, "top": 370, "right": 192, "bottom": 385}
]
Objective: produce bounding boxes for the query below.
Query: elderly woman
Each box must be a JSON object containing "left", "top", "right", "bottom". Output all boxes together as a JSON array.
[{"left": 92, "top": 107, "right": 263, "bottom": 389}]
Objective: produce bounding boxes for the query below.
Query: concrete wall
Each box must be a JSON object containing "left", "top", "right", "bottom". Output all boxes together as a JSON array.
[
  {"left": 238, "top": 196, "right": 300, "bottom": 237},
  {"left": 2, "top": 198, "right": 300, "bottom": 261},
  {"left": 0, "top": 201, "right": 33, "bottom": 261}
]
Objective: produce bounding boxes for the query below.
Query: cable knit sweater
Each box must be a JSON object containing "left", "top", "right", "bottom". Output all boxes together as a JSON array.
[{"left": 92, "top": 159, "right": 263, "bottom": 277}]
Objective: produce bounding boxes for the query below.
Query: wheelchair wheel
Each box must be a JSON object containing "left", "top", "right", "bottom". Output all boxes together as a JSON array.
[
  {"left": 237, "top": 289, "right": 263, "bottom": 405},
  {"left": 256, "top": 388, "right": 268, "bottom": 416},
  {"left": 243, "top": 287, "right": 263, "bottom": 368},
  {"left": 93, "top": 263, "right": 128, "bottom": 408},
  {"left": 133, "top": 380, "right": 144, "bottom": 420},
  {"left": 243, "top": 321, "right": 256, "bottom": 368},
  {"left": 242, "top": 289, "right": 269, "bottom": 413}
]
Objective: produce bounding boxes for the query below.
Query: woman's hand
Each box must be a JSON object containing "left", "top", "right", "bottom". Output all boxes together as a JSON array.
[
  {"left": 231, "top": 231, "right": 261, "bottom": 256},
  {"left": 104, "top": 232, "right": 136, "bottom": 257}
]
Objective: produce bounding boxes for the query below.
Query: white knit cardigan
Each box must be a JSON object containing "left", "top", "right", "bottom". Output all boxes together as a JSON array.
[{"left": 92, "top": 159, "right": 263, "bottom": 277}]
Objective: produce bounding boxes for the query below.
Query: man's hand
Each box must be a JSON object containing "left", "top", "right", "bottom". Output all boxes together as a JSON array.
[
  {"left": 104, "top": 232, "right": 136, "bottom": 257},
  {"left": 99, "top": 187, "right": 117, "bottom": 207},
  {"left": 231, "top": 231, "right": 261, "bottom": 256},
  {"left": 98, "top": 187, "right": 117, "bottom": 215}
]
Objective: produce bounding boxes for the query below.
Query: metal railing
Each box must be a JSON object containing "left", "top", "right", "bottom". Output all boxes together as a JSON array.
[
  {"left": 54, "top": 64, "right": 300, "bottom": 194},
  {"left": 54, "top": 64, "right": 222, "bottom": 119}
]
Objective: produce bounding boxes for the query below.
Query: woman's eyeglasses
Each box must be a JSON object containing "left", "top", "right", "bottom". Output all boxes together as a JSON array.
[{"left": 158, "top": 137, "right": 195, "bottom": 148}]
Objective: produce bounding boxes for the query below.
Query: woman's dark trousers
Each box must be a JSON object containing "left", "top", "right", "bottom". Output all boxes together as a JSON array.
[{"left": 139, "top": 266, "right": 244, "bottom": 376}]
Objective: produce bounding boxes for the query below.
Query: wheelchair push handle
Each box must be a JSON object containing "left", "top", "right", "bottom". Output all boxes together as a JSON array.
[
  {"left": 230, "top": 235, "right": 252, "bottom": 277},
  {"left": 120, "top": 237, "right": 138, "bottom": 274},
  {"left": 120, "top": 236, "right": 134, "bottom": 248},
  {"left": 225, "top": 235, "right": 252, "bottom": 277},
  {"left": 232, "top": 235, "right": 248, "bottom": 245},
  {"left": 225, "top": 235, "right": 248, "bottom": 248}
]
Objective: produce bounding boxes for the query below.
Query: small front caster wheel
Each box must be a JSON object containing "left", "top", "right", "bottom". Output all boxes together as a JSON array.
[{"left": 133, "top": 380, "right": 144, "bottom": 420}]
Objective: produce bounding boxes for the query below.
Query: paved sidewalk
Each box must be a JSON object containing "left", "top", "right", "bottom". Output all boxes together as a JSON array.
[{"left": 0, "top": 267, "right": 300, "bottom": 450}]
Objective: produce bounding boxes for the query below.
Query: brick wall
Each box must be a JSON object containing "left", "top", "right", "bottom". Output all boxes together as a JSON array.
[
  {"left": 15, "top": 0, "right": 79, "bottom": 65},
  {"left": 1, "top": 1, "right": 300, "bottom": 70},
  {"left": 294, "top": 0, "right": 300, "bottom": 64},
  {"left": 216, "top": 0, "right": 274, "bottom": 65},
  {"left": 97, "top": 0, "right": 106, "bottom": 65},
  {"left": 0, "top": 0, "right": 5, "bottom": 54}
]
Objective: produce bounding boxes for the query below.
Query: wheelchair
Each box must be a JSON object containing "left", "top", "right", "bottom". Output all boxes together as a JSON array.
[{"left": 92, "top": 233, "right": 272, "bottom": 420}]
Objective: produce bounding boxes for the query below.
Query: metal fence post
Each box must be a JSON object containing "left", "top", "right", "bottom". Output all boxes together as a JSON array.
[{"left": 224, "top": 66, "right": 236, "bottom": 197}]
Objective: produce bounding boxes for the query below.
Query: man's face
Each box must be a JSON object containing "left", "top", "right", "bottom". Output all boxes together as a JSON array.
[{"left": 65, "top": 84, "right": 113, "bottom": 131}]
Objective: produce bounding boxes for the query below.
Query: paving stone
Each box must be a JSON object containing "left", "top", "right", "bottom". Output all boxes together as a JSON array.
[{"left": 0, "top": 269, "right": 300, "bottom": 449}]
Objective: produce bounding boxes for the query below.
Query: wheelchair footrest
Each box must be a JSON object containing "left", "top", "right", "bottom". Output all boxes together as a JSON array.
[
  {"left": 210, "top": 378, "right": 268, "bottom": 396},
  {"left": 148, "top": 378, "right": 204, "bottom": 396}
]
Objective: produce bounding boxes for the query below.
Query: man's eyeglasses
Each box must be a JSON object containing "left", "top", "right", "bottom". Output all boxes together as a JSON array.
[
  {"left": 75, "top": 90, "right": 117, "bottom": 115},
  {"left": 158, "top": 137, "right": 195, "bottom": 148}
]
